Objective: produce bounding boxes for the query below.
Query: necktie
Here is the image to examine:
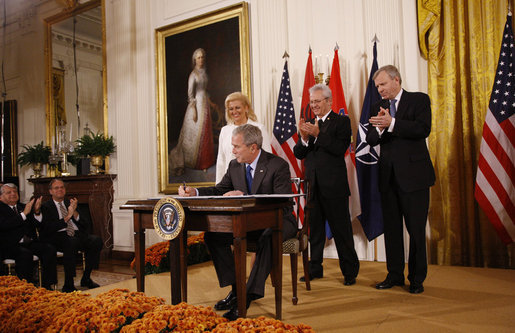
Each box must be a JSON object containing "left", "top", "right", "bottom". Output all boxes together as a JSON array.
[
  {"left": 246, "top": 165, "right": 253, "bottom": 194},
  {"left": 12, "top": 206, "right": 18, "bottom": 214},
  {"left": 59, "top": 202, "right": 75, "bottom": 237},
  {"left": 390, "top": 99, "right": 397, "bottom": 117}
]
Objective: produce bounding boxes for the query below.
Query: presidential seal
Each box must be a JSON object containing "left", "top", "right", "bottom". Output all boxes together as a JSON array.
[{"left": 153, "top": 197, "right": 185, "bottom": 240}]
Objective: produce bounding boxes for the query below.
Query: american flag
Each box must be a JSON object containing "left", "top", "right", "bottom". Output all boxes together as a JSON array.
[
  {"left": 271, "top": 60, "right": 305, "bottom": 224},
  {"left": 474, "top": 13, "right": 515, "bottom": 245}
]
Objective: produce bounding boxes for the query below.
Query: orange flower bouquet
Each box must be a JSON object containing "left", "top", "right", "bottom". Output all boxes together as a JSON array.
[
  {"left": 46, "top": 288, "right": 165, "bottom": 332},
  {"left": 130, "top": 232, "right": 210, "bottom": 275},
  {"left": 0, "top": 276, "right": 315, "bottom": 333},
  {"left": 120, "top": 302, "right": 228, "bottom": 332}
]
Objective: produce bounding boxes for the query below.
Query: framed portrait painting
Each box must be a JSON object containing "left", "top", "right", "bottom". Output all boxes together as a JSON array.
[{"left": 156, "top": 2, "right": 251, "bottom": 193}]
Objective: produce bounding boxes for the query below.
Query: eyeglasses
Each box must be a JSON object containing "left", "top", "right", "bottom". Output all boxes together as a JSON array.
[{"left": 309, "top": 97, "right": 328, "bottom": 105}]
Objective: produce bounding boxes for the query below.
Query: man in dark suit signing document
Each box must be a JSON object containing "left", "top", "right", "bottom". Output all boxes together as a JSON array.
[
  {"left": 367, "top": 65, "right": 435, "bottom": 294},
  {"left": 179, "top": 124, "right": 297, "bottom": 320}
]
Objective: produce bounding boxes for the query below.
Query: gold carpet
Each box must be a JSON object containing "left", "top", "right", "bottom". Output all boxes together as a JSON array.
[{"left": 87, "top": 257, "right": 515, "bottom": 332}]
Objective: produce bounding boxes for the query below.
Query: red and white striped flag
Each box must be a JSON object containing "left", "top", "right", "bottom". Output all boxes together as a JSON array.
[
  {"left": 271, "top": 59, "right": 305, "bottom": 224},
  {"left": 474, "top": 13, "right": 515, "bottom": 244},
  {"left": 328, "top": 47, "right": 361, "bottom": 220}
]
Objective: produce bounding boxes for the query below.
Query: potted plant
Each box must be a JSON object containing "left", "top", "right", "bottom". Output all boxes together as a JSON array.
[
  {"left": 16, "top": 141, "right": 52, "bottom": 178},
  {"left": 75, "top": 131, "right": 116, "bottom": 174}
]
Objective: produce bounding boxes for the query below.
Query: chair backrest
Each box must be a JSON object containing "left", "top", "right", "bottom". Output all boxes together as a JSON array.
[{"left": 290, "top": 177, "right": 309, "bottom": 233}]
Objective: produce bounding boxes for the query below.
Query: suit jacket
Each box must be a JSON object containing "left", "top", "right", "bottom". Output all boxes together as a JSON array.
[
  {"left": 366, "top": 90, "right": 435, "bottom": 193},
  {"left": 40, "top": 199, "right": 91, "bottom": 241},
  {"left": 293, "top": 112, "right": 351, "bottom": 197},
  {"left": 199, "top": 150, "right": 296, "bottom": 232},
  {"left": 0, "top": 201, "right": 38, "bottom": 250}
]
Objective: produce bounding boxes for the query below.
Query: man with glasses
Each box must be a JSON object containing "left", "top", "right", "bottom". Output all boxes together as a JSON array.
[
  {"left": 39, "top": 179, "right": 102, "bottom": 292},
  {"left": 294, "top": 83, "right": 359, "bottom": 286}
]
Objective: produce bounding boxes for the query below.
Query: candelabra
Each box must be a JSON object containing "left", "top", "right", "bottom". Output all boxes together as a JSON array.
[
  {"left": 55, "top": 122, "right": 75, "bottom": 176},
  {"left": 314, "top": 54, "right": 331, "bottom": 85}
]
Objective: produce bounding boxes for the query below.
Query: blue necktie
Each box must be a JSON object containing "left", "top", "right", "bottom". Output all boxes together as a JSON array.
[
  {"left": 246, "top": 165, "right": 253, "bottom": 194},
  {"left": 390, "top": 99, "right": 397, "bottom": 117}
]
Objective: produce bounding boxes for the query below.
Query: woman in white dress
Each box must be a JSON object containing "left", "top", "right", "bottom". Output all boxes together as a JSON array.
[
  {"left": 215, "top": 92, "right": 272, "bottom": 183},
  {"left": 170, "top": 48, "right": 215, "bottom": 176}
]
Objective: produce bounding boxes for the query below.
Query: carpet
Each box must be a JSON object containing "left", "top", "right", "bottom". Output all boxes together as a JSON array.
[{"left": 55, "top": 266, "right": 134, "bottom": 291}]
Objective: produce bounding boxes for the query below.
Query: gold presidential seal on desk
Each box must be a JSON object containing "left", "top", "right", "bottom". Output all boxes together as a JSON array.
[{"left": 153, "top": 197, "right": 185, "bottom": 240}]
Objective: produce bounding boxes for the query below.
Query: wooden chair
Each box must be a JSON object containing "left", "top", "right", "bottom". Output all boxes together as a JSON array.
[
  {"left": 282, "top": 177, "right": 311, "bottom": 305},
  {"left": 248, "top": 177, "right": 311, "bottom": 305}
]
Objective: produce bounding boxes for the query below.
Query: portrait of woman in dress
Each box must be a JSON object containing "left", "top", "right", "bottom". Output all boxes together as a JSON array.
[
  {"left": 170, "top": 48, "right": 215, "bottom": 176},
  {"left": 215, "top": 92, "right": 272, "bottom": 183}
]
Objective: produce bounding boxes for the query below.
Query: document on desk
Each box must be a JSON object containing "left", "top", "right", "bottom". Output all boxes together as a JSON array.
[{"left": 164, "top": 193, "right": 304, "bottom": 200}]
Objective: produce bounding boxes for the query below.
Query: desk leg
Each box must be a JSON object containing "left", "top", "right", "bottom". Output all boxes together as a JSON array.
[
  {"left": 272, "top": 228, "right": 282, "bottom": 320},
  {"left": 170, "top": 238, "right": 182, "bottom": 304},
  {"left": 233, "top": 236, "right": 247, "bottom": 318},
  {"left": 134, "top": 212, "right": 145, "bottom": 292},
  {"left": 180, "top": 230, "right": 187, "bottom": 302}
]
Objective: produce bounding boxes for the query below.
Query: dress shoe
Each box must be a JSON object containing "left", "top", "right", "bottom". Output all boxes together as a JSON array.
[
  {"left": 299, "top": 271, "right": 323, "bottom": 282},
  {"left": 222, "top": 295, "right": 252, "bottom": 321},
  {"left": 223, "top": 307, "right": 240, "bottom": 321},
  {"left": 409, "top": 284, "right": 424, "bottom": 294},
  {"left": 214, "top": 291, "right": 236, "bottom": 311},
  {"left": 344, "top": 277, "right": 356, "bottom": 286},
  {"left": 80, "top": 277, "right": 100, "bottom": 289},
  {"left": 375, "top": 278, "right": 405, "bottom": 290},
  {"left": 62, "top": 284, "right": 77, "bottom": 293}
]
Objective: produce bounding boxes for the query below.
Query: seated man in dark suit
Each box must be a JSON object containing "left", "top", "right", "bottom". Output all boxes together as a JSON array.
[
  {"left": 179, "top": 124, "right": 297, "bottom": 320},
  {"left": 39, "top": 178, "right": 102, "bottom": 292},
  {"left": 0, "top": 183, "right": 57, "bottom": 290}
]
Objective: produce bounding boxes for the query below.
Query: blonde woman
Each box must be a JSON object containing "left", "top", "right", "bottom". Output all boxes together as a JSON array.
[{"left": 215, "top": 92, "right": 272, "bottom": 183}]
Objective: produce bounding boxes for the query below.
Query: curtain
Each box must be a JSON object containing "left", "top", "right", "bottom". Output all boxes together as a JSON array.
[{"left": 418, "top": 0, "right": 515, "bottom": 268}]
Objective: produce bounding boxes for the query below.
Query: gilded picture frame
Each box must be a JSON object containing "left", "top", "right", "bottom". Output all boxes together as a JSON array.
[{"left": 156, "top": 2, "right": 251, "bottom": 194}]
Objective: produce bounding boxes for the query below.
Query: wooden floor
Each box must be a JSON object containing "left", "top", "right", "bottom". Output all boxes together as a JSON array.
[{"left": 87, "top": 257, "right": 515, "bottom": 332}]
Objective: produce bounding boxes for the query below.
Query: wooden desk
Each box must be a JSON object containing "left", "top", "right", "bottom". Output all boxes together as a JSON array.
[
  {"left": 121, "top": 196, "right": 291, "bottom": 319},
  {"left": 28, "top": 175, "right": 117, "bottom": 258}
]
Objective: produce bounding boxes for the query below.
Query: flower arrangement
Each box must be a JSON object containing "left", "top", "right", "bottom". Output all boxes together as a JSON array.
[
  {"left": 130, "top": 232, "right": 211, "bottom": 275},
  {"left": 0, "top": 276, "right": 314, "bottom": 332},
  {"left": 120, "top": 303, "right": 228, "bottom": 332},
  {"left": 46, "top": 289, "right": 165, "bottom": 332},
  {"left": 213, "top": 316, "right": 315, "bottom": 332}
]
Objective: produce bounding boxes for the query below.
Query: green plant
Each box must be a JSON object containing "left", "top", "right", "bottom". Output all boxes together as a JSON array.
[
  {"left": 75, "top": 131, "right": 116, "bottom": 158},
  {"left": 16, "top": 141, "right": 52, "bottom": 166}
]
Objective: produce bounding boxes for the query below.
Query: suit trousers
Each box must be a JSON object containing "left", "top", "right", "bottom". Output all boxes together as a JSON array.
[
  {"left": 381, "top": 172, "right": 429, "bottom": 285},
  {"left": 50, "top": 231, "right": 102, "bottom": 284},
  {"left": 205, "top": 220, "right": 296, "bottom": 299},
  {"left": 308, "top": 185, "right": 359, "bottom": 279},
  {"left": 26, "top": 241, "right": 58, "bottom": 287}
]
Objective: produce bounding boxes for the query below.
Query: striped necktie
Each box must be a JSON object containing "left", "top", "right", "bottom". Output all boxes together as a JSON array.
[{"left": 59, "top": 202, "right": 75, "bottom": 237}]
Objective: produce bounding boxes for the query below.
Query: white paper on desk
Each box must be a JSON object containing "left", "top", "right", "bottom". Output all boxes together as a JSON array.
[{"left": 147, "top": 194, "right": 304, "bottom": 200}]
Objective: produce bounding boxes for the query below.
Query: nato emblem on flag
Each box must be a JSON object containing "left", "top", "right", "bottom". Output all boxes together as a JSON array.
[{"left": 356, "top": 41, "right": 384, "bottom": 241}]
